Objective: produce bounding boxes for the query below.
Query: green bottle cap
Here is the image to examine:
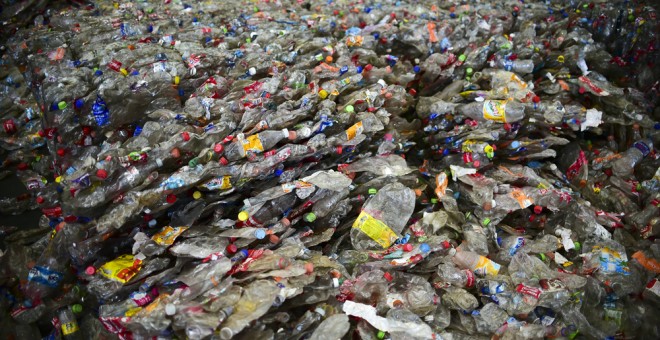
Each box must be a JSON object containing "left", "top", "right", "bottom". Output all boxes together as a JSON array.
[
  {"left": 431, "top": 198, "right": 438, "bottom": 204},
  {"left": 458, "top": 54, "right": 466, "bottom": 62},
  {"left": 345, "top": 105, "right": 354, "bottom": 113},
  {"left": 573, "top": 241, "right": 581, "bottom": 251},
  {"left": 72, "top": 304, "right": 83, "bottom": 313},
  {"left": 466, "top": 67, "right": 473, "bottom": 75},
  {"left": 482, "top": 218, "right": 491, "bottom": 226},
  {"left": 538, "top": 253, "right": 546, "bottom": 261},
  {"left": 377, "top": 331, "right": 386, "bottom": 339},
  {"left": 58, "top": 101, "right": 67, "bottom": 110},
  {"left": 304, "top": 213, "right": 316, "bottom": 222},
  {"left": 368, "top": 188, "right": 378, "bottom": 195}
]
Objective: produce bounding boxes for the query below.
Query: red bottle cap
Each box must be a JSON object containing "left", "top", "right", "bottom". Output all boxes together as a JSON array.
[
  {"left": 36, "top": 196, "right": 44, "bottom": 204},
  {"left": 226, "top": 244, "right": 238, "bottom": 254},
  {"left": 96, "top": 169, "right": 108, "bottom": 179},
  {"left": 166, "top": 194, "right": 177, "bottom": 204},
  {"left": 403, "top": 244, "right": 413, "bottom": 252}
]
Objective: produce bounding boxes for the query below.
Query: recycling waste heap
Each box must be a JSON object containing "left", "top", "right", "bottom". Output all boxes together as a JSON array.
[{"left": 1, "top": 0, "right": 660, "bottom": 339}]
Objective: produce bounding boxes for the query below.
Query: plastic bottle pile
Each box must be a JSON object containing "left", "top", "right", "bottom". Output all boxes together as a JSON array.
[{"left": 1, "top": 0, "right": 659, "bottom": 339}]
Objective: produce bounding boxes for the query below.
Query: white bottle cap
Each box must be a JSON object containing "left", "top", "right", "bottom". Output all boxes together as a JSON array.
[{"left": 165, "top": 303, "right": 176, "bottom": 316}]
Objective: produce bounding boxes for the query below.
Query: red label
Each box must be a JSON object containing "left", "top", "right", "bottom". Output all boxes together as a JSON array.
[
  {"left": 566, "top": 150, "right": 586, "bottom": 180},
  {"left": 516, "top": 283, "right": 542, "bottom": 298},
  {"left": 42, "top": 206, "right": 63, "bottom": 217},
  {"left": 3, "top": 119, "right": 17, "bottom": 134},
  {"left": 464, "top": 269, "right": 475, "bottom": 288},
  {"left": 107, "top": 59, "right": 123, "bottom": 72}
]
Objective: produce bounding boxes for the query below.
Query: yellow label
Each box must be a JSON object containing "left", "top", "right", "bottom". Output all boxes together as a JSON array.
[
  {"left": 482, "top": 100, "right": 507, "bottom": 123},
  {"left": 61, "top": 322, "right": 79, "bottom": 335},
  {"left": 151, "top": 226, "right": 189, "bottom": 246},
  {"left": 352, "top": 211, "right": 398, "bottom": 248},
  {"left": 241, "top": 134, "right": 264, "bottom": 154},
  {"left": 99, "top": 254, "right": 143, "bottom": 283},
  {"left": 125, "top": 307, "right": 142, "bottom": 317},
  {"left": 474, "top": 255, "right": 501, "bottom": 276},
  {"left": 346, "top": 121, "right": 364, "bottom": 140},
  {"left": 220, "top": 176, "right": 232, "bottom": 189}
]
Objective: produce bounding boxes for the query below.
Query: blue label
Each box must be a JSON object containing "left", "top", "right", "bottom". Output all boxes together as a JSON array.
[
  {"left": 633, "top": 141, "right": 651, "bottom": 157},
  {"left": 27, "top": 266, "right": 63, "bottom": 288},
  {"left": 92, "top": 96, "right": 110, "bottom": 127}
]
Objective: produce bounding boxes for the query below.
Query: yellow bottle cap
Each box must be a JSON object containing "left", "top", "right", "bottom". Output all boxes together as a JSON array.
[
  {"left": 174, "top": 76, "right": 180, "bottom": 85},
  {"left": 55, "top": 176, "right": 62, "bottom": 183},
  {"left": 238, "top": 211, "right": 249, "bottom": 221},
  {"left": 319, "top": 89, "right": 328, "bottom": 99},
  {"left": 120, "top": 68, "right": 128, "bottom": 76},
  {"left": 193, "top": 191, "right": 202, "bottom": 200}
]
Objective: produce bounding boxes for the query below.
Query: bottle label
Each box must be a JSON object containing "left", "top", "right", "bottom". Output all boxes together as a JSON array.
[
  {"left": 595, "top": 246, "right": 631, "bottom": 275},
  {"left": 241, "top": 134, "right": 264, "bottom": 154},
  {"left": 152, "top": 226, "right": 189, "bottom": 246},
  {"left": 473, "top": 256, "right": 501, "bottom": 276},
  {"left": 99, "top": 254, "right": 143, "bottom": 283},
  {"left": 345, "top": 121, "right": 364, "bottom": 140},
  {"left": 510, "top": 188, "right": 533, "bottom": 209},
  {"left": 632, "top": 251, "right": 660, "bottom": 274},
  {"left": 200, "top": 175, "right": 232, "bottom": 190},
  {"left": 61, "top": 322, "right": 79, "bottom": 335},
  {"left": 27, "top": 266, "right": 64, "bottom": 287},
  {"left": 565, "top": 150, "right": 587, "bottom": 180},
  {"left": 482, "top": 100, "right": 507, "bottom": 123},
  {"left": 352, "top": 211, "right": 398, "bottom": 248},
  {"left": 633, "top": 141, "right": 651, "bottom": 157},
  {"left": 464, "top": 269, "right": 475, "bottom": 288},
  {"left": 516, "top": 283, "right": 542, "bottom": 299}
]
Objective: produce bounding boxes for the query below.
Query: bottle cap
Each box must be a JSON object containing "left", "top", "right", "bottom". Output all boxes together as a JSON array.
[
  {"left": 85, "top": 266, "right": 96, "bottom": 275},
  {"left": 573, "top": 241, "right": 581, "bottom": 251},
  {"left": 318, "top": 89, "right": 328, "bottom": 99},
  {"left": 238, "top": 211, "right": 249, "bottom": 221},
  {"left": 288, "top": 131, "right": 297, "bottom": 140},
  {"left": 403, "top": 244, "right": 413, "bottom": 252},
  {"left": 219, "top": 157, "right": 229, "bottom": 165},
  {"left": 377, "top": 330, "right": 386, "bottom": 339},
  {"left": 458, "top": 54, "right": 466, "bottom": 62},
  {"left": 226, "top": 244, "right": 238, "bottom": 254},
  {"left": 58, "top": 101, "right": 67, "bottom": 110},
  {"left": 269, "top": 234, "right": 280, "bottom": 244},
  {"left": 96, "top": 169, "right": 108, "bottom": 179},
  {"left": 413, "top": 65, "right": 421, "bottom": 73},
  {"left": 192, "top": 191, "right": 202, "bottom": 200},
  {"left": 165, "top": 303, "right": 176, "bottom": 315},
  {"left": 220, "top": 328, "right": 233, "bottom": 340},
  {"left": 368, "top": 188, "right": 378, "bottom": 195},
  {"left": 24, "top": 299, "right": 33, "bottom": 308},
  {"left": 36, "top": 196, "right": 44, "bottom": 204},
  {"left": 166, "top": 194, "right": 177, "bottom": 204},
  {"left": 533, "top": 205, "right": 543, "bottom": 214},
  {"left": 420, "top": 243, "right": 431, "bottom": 253},
  {"left": 304, "top": 213, "right": 316, "bottom": 222},
  {"left": 72, "top": 304, "right": 83, "bottom": 313},
  {"left": 510, "top": 141, "right": 520, "bottom": 149},
  {"left": 214, "top": 143, "right": 224, "bottom": 153},
  {"left": 254, "top": 229, "right": 266, "bottom": 239},
  {"left": 345, "top": 105, "right": 354, "bottom": 113}
]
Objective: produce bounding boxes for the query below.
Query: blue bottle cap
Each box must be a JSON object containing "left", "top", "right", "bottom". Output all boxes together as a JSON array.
[
  {"left": 24, "top": 299, "right": 32, "bottom": 307},
  {"left": 178, "top": 88, "right": 185, "bottom": 96},
  {"left": 372, "top": 32, "right": 379, "bottom": 39},
  {"left": 442, "top": 149, "right": 450, "bottom": 156},
  {"left": 254, "top": 229, "right": 266, "bottom": 239},
  {"left": 274, "top": 169, "right": 284, "bottom": 176},
  {"left": 450, "top": 13, "right": 456, "bottom": 18},
  {"left": 510, "top": 141, "right": 520, "bottom": 149},
  {"left": 239, "top": 249, "right": 249, "bottom": 257},
  {"left": 95, "top": 70, "right": 103, "bottom": 76},
  {"left": 419, "top": 243, "right": 431, "bottom": 253},
  {"left": 356, "top": 66, "right": 363, "bottom": 73},
  {"left": 413, "top": 65, "right": 421, "bottom": 73},
  {"left": 654, "top": 123, "right": 660, "bottom": 130},
  {"left": 74, "top": 99, "right": 84, "bottom": 109}
]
